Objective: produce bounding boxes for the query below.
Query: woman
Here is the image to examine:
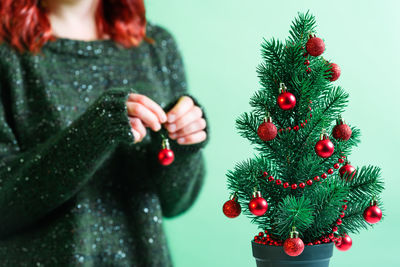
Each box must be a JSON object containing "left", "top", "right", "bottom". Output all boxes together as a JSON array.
[{"left": 0, "top": 0, "right": 208, "bottom": 266}]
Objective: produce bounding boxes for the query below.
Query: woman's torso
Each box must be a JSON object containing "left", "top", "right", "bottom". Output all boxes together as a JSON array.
[{"left": 0, "top": 23, "right": 177, "bottom": 266}]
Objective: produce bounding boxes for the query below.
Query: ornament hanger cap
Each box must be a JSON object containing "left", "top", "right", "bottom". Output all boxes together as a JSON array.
[
  {"left": 161, "top": 138, "right": 170, "bottom": 149},
  {"left": 290, "top": 226, "right": 299, "bottom": 238},
  {"left": 279, "top": 83, "right": 287, "bottom": 93},
  {"left": 337, "top": 115, "right": 345, "bottom": 125},
  {"left": 320, "top": 132, "right": 329, "bottom": 140},
  {"left": 253, "top": 191, "right": 261, "bottom": 198},
  {"left": 230, "top": 192, "right": 238, "bottom": 201}
]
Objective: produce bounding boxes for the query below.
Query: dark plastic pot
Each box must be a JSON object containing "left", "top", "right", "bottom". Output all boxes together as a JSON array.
[{"left": 251, "top": 240, "right": 334, "bottom": 267}]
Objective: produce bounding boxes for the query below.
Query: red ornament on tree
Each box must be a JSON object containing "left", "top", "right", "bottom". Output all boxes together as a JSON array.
[
  {"left": 315, "top": 133, "right": 334, "bottom": 158},
  {"left": 223, "top": 192, "right": 242, "bottom": 218},
  {"left": 277, "top": 83, "right": 296, "bottom": 110},
  {"left": 339, "top": 162, "right": 356, "bottom": 180},
  {"left": 363, "top": 200, "right": 382, "bottom": 224},
  {"left": 327, "top": 62, "right": 341, "bottom": 81},
  {"left": 335, "top": 234, "right": 352, "bottom": 251},
  {"left": 158, "top": 138, "right": 174, "bottom": 166},
  {"left": 283, "top": 226, "right": 305, "bottom": 257},
  {"left": 306, "top": 35, "right": 325, "bottom": 56},
  {"left": 332, "top": 117, "right": 352, "bottom": 141},
  {"left": 248, "top": 191, "right": 268, "bottom": 216},
  {"left": 257, "top": 116, "right": 277, "bottom": 141}
]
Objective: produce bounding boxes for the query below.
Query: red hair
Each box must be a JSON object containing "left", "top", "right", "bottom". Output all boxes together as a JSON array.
[{"left": 0, "top": 0, "right": 147, "bottom": 53}]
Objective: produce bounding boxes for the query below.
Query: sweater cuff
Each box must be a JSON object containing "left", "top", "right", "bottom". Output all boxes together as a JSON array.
[{"left": 99, "top": 88, "right": 136, "bottom": 145}]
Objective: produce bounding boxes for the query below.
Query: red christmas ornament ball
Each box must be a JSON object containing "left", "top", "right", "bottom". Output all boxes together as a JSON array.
[
  {"left": 306, "top": 36, "right": 325, "bottom": 56},
  {"left": 283, "top": 237, "right": 305, "bottom": 257},
  {"left": 328, "top": 63, "right": 341, "bottom": 81},
  {"left": 315, "top": 136, "right": 334, "bottom": 158},
  {"left": 277, "top": 92, "right": 296, "bottom": 110},
  {"left": 257, "top": 120, "right": 277, "bottom": 141},
  {"left": 335, "top": 234, "right": 352, "bottom": 251},
  {"left": 223, "top": 199, "right": 241, "bottom": 218},
  {"left": 333, "top": 124, "right": 352, "bottom": 141},
  {"left": 339, "top": 163, "right": 356, "bottom": 180},
  {"left": 158, "top": 148, "right": 174, "bottom": 166},
  {"left": 249, "top": 192, "right": 268, "bottom": 216},
  {"left": 363, "top": 203, "right": 382, "bottom": 224}
]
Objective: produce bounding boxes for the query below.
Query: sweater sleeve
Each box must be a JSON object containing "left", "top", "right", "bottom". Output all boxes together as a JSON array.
[
  {"left": 148, "top": 24, "right": 209, "bottom": 218},
  {"left": 0, "top": 78, "right": 136, "bottom": 238}
]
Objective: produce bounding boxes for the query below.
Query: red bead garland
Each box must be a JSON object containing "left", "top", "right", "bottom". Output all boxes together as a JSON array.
[
  {"left": 276, "top": 100, "right": 313, "bottom": 134},
  {"left": 254, "top": 162, "right": 354, "bottom": 249},
  {"left": 253, "top": 230, "right": 284, "bottom": 246},
  {"left": 261, "top": 156, "right": 346, "bottom": 189}
]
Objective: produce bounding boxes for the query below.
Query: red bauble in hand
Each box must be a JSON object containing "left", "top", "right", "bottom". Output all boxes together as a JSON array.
[
  {"left": 339, "top": 163, "right": 356, "bottom": 180},
  {"left": 306, "top": 36, "right": 325, "bottom": 56},
  {"left": 315, "top": 133, "right": 334, "bottom": 158},
  {"left": 283, "top": 227, "right": 305, "bottom": 257},
  {"left": 332, "top": 117, "right": 352, "bottom": 141},
  {"left": 257, "top": 116, "right": 277, "bottom": 141},
  {"left": 223, "top": 193, "right": 242, "bottom": 218},
  {"left": 248, "top": 191, "right": 268, "bottom": 216},
  {"left": 363, "top": 200, "right": 382, "bottom": 224},
  {"left": 335, "top": 234, "right": 352, "bottom": 251},
  {"left": 158, "top": 138, "right": 174, "bottom": 166},
  {"left": 327, "top": 62, "right": 341, "bottom": 81},
  {"left": 277, "top": 83, "right": 296, "bottom": 110}
]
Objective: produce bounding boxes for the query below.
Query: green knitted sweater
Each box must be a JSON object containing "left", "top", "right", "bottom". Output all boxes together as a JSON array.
[{"left": 0, "top": 22, "right": 208, "bottom": 266}]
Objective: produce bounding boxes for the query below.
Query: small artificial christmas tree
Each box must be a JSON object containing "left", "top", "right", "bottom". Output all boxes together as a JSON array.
[{"left": 223, "top": 11, "right": 384, "bottom": 266}]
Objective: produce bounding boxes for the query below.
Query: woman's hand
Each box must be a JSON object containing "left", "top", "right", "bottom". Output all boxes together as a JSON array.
[
  {"left": 165, "top": 96, "right": 207, "bottom": 145},
  {"left": 126, "top": 93, "right": 167, "bottom": 143}
]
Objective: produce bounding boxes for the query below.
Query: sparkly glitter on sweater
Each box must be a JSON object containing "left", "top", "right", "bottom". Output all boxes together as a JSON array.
[{"left": 0, "top": 22, "right": 208, "bottom": 266}]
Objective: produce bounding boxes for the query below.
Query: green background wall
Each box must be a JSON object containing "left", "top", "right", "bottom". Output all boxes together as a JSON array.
[{"left": 145, "top": 0, "right": 398, "bottom": 266}]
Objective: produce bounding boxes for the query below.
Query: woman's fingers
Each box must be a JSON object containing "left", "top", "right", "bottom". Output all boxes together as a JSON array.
[
  {"left": 125, "top": 94, "right": 206, "bottom": 145},
  {"left": 165, "top": 106, "right": 202, "bottom": 133},
  {"left": 129, "top": 93, "right": 167, "bottom": 123},
  {"left": 169, "top": 118, "right": 206, "bottom": 139},
  {"left": 176, "top": 130, "right": 207, "bottom": 145},
  {"left": 166, "top": 96, "right": 194, "bottom": 123},
  {"left": 130, "top": 129, "right": 141, "bottom": 143},
  {"left": 129, "top": 117, "right": 147, "bottom": 143},
  {"left": 126, "top": 102, "right": 161, "bottom": 131}
]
